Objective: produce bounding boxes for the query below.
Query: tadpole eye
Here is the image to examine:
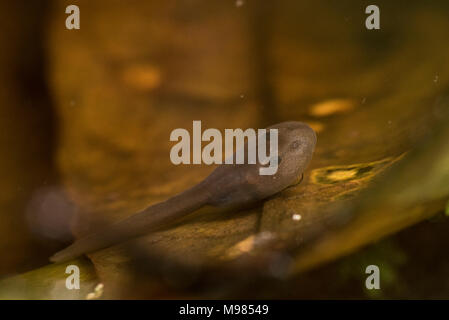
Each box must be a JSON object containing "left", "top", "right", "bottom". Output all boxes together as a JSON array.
[{"left": 289, "top": 140, "right": 301, "bottom": 150}]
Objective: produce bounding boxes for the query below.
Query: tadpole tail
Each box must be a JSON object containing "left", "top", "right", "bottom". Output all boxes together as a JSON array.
[{"left": 50, "top": 183, "right": 210, "bottom": 263}]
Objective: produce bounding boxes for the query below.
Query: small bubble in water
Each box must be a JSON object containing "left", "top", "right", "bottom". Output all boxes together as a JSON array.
[
  {"left": 236, "top": 0, "right": 244, "bottom": 7},
  {"left": 292, "top": 214, "right": 302, "bottom": 221},
  {"left": 240, "top": 93, "right": 245, "bottom": 98}
]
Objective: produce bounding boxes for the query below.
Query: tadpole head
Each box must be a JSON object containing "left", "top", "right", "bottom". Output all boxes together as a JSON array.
[
  {"left": 268, "top": 121, "right": 317, "bottom": 186},
  {"left": 207, "top": 121, "right": 317, "bottom": 206}
]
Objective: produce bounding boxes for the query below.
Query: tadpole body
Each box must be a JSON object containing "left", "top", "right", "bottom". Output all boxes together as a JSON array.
[{"left": 50, "top": 121, "right": 316, "bottom": 263}]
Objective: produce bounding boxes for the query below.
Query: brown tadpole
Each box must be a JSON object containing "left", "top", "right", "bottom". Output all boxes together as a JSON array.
[{"left": 50, "top": 121, "right": 317, "bottom": 263}]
